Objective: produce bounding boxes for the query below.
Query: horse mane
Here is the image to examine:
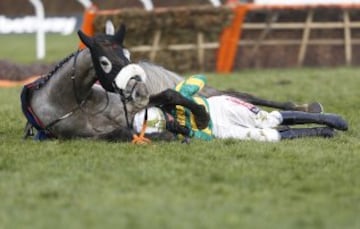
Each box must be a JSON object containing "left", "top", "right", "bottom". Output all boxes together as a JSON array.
[{"left": 44, "top": 50, "right": 80, "bottom": 79}]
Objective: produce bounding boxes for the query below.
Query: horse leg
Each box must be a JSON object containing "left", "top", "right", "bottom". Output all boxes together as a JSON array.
[
  {"left": 149, "top": 89, "right": 210, "bottom": 129},
  {"left": 221, "top": 89, "right": 323, "bottom": 113}
]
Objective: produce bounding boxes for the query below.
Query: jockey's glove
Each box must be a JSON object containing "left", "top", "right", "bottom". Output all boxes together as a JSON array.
[{"left": 166, "top": 121, "right": 193, "bottom": 137}]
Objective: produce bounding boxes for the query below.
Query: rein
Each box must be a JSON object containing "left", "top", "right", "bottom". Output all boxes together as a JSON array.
[
  {"left": 114, "top": 81, "right": 150, "bottom": 144},
  {"left": 114, "top": 85, "right": 134, "bottom": 130}
]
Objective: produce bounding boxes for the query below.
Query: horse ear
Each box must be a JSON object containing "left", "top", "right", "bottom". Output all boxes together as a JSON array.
[
  {"left": 77, "top": 30, "right": 94, "bottom": 48},
  {"left": 114, "top": 24, "right": 126, "bottom": 45},
  {"left": 105, "top": 20, "right": 115, "bottom": 35}
]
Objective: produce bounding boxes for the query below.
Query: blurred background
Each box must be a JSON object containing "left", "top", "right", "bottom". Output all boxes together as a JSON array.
[
  {"left": 0, "top": 0, "right": 222, "bottom": 16},
  {"left": 1, "top": 0, "right": 360, "bottom": 80}
]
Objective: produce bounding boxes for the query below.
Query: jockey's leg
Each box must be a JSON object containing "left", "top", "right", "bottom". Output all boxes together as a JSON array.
[
  {"left": 279, "top": 111, "right": 348, "bottom": 131},
  {"left": 213, "top": 126, "right": 281, "bottom": 142},
  {"left": 279, "top": 127, "right": 335, "bottom": 139},
  {"left": 208, "top": 96, "right": 282, "bottom": 141},
  {"left": 208, "top": 95, "right": 282, "bottom": 129}
]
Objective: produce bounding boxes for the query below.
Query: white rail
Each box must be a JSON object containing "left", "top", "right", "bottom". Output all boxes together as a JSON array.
[
  {"left": 139, "top": 0, "right": 154, "bottom": 11},
  {"left": 29, "top": 0, "right": 45, "bottom": 60},
  {"left": 76, "top": 0, "right": 93, "bottom": 9}
]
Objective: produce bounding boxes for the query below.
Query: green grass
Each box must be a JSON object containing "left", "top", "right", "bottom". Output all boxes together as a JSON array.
[
  {"left": 0, "top": 34, "right": 79, "bottom": 64},
  {"left": 1, "top": 67, "right": 360, "bottom": 229}
]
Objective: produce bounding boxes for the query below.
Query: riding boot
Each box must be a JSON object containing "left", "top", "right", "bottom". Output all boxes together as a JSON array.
[
  {"left": 280, "top": 111, "right": 348, "bottom": 131},
  {"left": 280, "top": 127, "right": 335, "bottom": 139}
]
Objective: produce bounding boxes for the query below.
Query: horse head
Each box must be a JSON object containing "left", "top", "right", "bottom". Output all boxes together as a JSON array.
[
  {"left": 113, "top": 63, "right": 149, "bottom": 110},
  {"left": 78, "top": 25, "right": 151, "bottom": 113},
  {"left": 78, "top": 24, "right": 131, "bottom": 92}
]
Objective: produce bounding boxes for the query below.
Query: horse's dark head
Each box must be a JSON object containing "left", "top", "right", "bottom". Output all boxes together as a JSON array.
[
  {"left": 78, "top": 24, "right": 131, "bottom": 92},
  {"left": 78, "top": 25, "right": 150, "bottom": 112}
]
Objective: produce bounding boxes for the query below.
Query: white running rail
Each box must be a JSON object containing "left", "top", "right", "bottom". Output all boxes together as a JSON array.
[{"left": 29, "top": 0, "right": 45, "bottom": 60}]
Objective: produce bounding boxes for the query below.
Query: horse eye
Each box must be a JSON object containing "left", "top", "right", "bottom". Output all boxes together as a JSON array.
[{"left": 99, "top": 56, "right": 112, "bottom": 73}]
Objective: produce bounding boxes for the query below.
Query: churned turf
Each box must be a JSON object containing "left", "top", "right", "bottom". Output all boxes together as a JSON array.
[{"left": 0, "top": 67, "right": 359, "bottom": 229}]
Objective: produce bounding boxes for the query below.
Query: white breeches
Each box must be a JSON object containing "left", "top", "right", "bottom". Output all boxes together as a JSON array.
[{"left": 208, "top": 96, "right": 283, "bottom": 142}]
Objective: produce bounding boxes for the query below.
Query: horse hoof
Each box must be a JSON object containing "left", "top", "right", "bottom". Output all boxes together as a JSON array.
[
  {"left": 307, "top": 102, "right": 324, "bottom": 113},
  {"left": 293, "top": 102, "right": 324, "bottom": 113}
]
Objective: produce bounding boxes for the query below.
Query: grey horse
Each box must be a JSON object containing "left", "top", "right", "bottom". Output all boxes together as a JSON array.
[
  {"left": 21, "top": 25, "right": 323, "bottom": 142},
  {"left": 21, "top": 26, "right": 209, "bottom": 142}
]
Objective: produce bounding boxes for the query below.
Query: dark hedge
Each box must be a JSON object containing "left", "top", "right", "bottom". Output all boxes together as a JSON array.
[{"left": 93, "top": 6, "right": 233, "bottom": 73}]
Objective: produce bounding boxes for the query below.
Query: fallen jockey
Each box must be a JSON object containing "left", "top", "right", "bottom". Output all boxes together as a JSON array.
[{"left": 131, "top": 74, "right": 348, "bottom": 142}]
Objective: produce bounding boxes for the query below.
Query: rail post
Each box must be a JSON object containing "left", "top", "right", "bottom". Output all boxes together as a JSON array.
[
  {"left": 216, "top": 3, "right": 249, "bottom": 73},
  {"left": 29, "top": 0, "right": 45, "bottom": 60},
  {"left": 77, "top": 0, "right": 97, "bottom": 49}
]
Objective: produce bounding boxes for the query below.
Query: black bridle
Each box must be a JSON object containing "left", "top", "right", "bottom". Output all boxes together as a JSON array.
[{"left": 113, "top": 78, "right": 140, "bottom": 130}]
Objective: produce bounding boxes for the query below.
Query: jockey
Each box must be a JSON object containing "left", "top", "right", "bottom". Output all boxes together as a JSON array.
[
  {"left": 133, "top": 75, "right": 348, "bottom": 142},
  {"left": 169, "top": 74, "right": 213, "bottom": 140},
  {"left": 134, "top": 74, "right": 213, "bottom": 141}
]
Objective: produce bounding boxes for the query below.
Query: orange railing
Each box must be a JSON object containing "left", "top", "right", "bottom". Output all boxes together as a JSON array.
[
  {"left": 78, "top": 4, "right": 98, "bottom": 49},
  {"left": 6, "top": 2, "right": 360, "bottom": 88},
  {"left": 77, "top": 3, "right": 250, "bottom": 73},
  {"left": 216, "top": 4, "right": 248, "bottom": 73}
]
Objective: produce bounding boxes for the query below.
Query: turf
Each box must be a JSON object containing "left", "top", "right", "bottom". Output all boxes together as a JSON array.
[
  {"left": 0, "top": 66, "right": 359, "bottom": 229},
  {"left": 0, "top": 34, "right": 79, "bottom": 64}
]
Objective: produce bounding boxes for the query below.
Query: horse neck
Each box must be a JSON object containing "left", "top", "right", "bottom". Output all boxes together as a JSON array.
[
  {"left": 44, "top": 49, "right": 97, "bottom": 104},
  {"left": 72, "top": 49, "right": 97, "bottom": 97}
]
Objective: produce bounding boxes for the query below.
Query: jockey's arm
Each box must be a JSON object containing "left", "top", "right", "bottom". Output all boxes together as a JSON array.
[
  {"left": 175, "top": 74, "right": 207, "bottom": 98},
  {"left": 166, "top": 120, "right": 192, "bottom": 137}
]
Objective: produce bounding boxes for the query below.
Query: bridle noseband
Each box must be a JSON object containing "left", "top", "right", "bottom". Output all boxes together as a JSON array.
[{"left": 113, "top": 77, "right": 141, "bottom": 130}]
